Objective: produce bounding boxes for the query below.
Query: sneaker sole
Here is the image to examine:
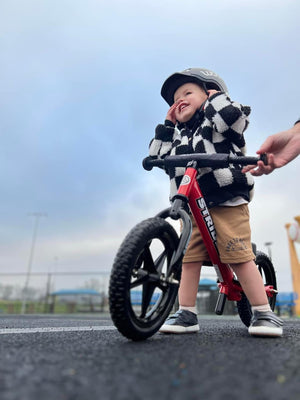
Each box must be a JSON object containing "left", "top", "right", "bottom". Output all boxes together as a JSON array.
[
  {"left": 159, "top": 324, "right": 199, "bottom": 334},
  {"left": 248, "top": 326, "right": 283, "bottom": 337}
]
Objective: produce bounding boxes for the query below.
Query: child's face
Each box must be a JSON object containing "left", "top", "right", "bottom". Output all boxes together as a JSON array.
[{"left": 173, "top": 83, "right": 208, "bottom": 123}]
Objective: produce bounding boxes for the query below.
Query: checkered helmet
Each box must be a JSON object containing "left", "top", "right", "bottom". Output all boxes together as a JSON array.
[{"left": 161, "top": 68, "right": 229, "bottom": 106}]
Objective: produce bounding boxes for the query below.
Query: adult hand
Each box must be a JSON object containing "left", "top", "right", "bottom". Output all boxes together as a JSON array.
[
  {"left": 242, "top": 124, "right": 300, "bottom": 176},
  {"left": 242, "top": 155, "right": 276, "bottom": 176}
]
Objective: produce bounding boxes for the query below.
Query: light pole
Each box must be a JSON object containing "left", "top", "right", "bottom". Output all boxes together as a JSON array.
[
  {"left": 21, "top": 212, "right": 47, "bottom": 314},
  {"left": 264, "top": 241, "right": 273, "bottom": 260},
  {"left": 285, "top": 216, "right": 300, "bottom": 316}
]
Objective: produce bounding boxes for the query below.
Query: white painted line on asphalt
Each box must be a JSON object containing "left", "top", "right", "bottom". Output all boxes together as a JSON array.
[{"left": 0, "top": 326, "right": 116, "bottom": 335}]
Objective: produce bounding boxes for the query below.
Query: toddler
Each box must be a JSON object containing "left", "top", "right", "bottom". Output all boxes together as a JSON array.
[{"left": 149, "top": 68, "right": 283, "bottom": 337}]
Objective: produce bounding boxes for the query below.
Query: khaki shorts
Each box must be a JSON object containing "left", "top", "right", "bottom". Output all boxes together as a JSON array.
[{"left": 183, "top": 204, "right": 255, "bottom": 264}]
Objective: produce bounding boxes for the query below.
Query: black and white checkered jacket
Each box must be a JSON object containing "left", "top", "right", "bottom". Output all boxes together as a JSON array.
[{"left": 149, "top": 92, "right": 254, "bottom": 208}]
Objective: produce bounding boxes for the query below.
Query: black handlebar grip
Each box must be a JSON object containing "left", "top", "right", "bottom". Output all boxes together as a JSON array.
[
  {"left": 142, "top": 157, "right": 154, "bottom": 171},
  {"left": 259, "top": 153, "right": 268, "bottom": 165}
]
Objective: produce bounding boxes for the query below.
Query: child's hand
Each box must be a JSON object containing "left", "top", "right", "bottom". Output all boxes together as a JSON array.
[
  {"left": 166, "top": 102, "right": 179, "bottom": 125},
  {"left": 207, "top": 89, "right": 219, "bottom": 98}
]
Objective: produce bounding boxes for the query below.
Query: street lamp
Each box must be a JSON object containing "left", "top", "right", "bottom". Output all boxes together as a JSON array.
[
  {"left": 264, "top": 241, "right": 273, "bottom": 260},
  {"left": 21, "top": 212, "right": 47, "bottom": 314}
]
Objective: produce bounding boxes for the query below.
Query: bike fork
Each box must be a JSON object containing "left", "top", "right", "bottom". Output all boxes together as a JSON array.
[{"left": 155, "top": 205, "right": 193, "bottom": 277}]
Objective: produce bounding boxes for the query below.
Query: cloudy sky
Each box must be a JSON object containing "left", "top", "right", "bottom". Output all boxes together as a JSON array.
[{"left": 0, "top": 0, "right": 299, "bottom": 293}]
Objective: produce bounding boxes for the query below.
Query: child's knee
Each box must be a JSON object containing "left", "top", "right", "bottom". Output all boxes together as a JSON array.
[{"left": 182, "top": 262, "right": 202, "bottom": 271}]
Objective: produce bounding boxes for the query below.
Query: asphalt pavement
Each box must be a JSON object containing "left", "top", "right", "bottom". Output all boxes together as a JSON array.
[{"left": 0, "top": 314, "right": 299, "bottom": 400}]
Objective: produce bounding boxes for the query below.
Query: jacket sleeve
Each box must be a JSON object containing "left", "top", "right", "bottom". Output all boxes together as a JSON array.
[
  {"left": 149, "top": 120, "right": 176, "bottom": 158},
  {"left": 204, "top": 92, "right": 251, "bottom": 147}
]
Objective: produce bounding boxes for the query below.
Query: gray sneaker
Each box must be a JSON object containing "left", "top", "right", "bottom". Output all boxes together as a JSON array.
[
  {"left": 248, "top": 310, "right": 283, "bottom": 337},
  {"left": 159, "top": 309, "right": 199, "bottom": 334}
]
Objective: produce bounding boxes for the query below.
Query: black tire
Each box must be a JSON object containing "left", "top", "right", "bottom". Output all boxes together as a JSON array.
[
  {"left": 109, "top": 217, "right": 181, "bottom": 341},
  {"left": 237, "top": 251, "right": 277, "bottom": 327}
]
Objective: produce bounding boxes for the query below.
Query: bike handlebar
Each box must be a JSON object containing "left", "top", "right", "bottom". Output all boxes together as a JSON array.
[{"left": 142, "top": 153, "right": 267, "bottom": 171}]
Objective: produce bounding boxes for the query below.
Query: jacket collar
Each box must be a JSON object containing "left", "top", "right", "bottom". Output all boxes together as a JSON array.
[{"left": 177, "top": 107, "right": 205, "bottom": 132}]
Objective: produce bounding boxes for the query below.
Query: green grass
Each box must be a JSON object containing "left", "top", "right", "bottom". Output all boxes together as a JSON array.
[{"left": 0, "top": 300, "right": 106, "bottom": 314}]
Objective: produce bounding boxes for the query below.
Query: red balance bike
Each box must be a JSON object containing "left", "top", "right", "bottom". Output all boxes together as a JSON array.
[{"left": 109, "top": 154, "right": 278, "bottom": 341}]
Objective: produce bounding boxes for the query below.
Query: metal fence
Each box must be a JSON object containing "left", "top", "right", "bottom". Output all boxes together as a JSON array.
[
  {"left": 0, "top": 268, "right": 236, "bottom": 315},
  {"left": 0, "top": 271, "right": 111, "bottom": 314}
]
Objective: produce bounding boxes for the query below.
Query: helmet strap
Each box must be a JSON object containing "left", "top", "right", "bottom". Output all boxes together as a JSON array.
[{"left": 202, "top": 82, "right": 209, "bottom": 96}]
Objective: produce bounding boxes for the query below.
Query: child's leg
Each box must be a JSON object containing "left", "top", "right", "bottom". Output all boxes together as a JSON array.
[
  {"left": 159, "top": 262, "right": 202, "bottom": 333},
  {"left": 179, "top": 262, "right": 202, "bottom": 307},
  {"left": 231, "top": 259, "right": 283, "bottom": 337},
  {"left": 230, "top": 260, "right": 269, "bottom": 306},
  {"left": 210, "top": 205, "right": 282, "bottom": 337}
]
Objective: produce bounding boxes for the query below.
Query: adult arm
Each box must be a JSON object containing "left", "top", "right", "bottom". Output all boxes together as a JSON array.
[{"left": 242, "top": 120, "right": 300, "bottom": 176}]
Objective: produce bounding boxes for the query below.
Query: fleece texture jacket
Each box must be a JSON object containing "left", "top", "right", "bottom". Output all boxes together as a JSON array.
[{"left": 149, "top": 92, "right": 254, "bottom": 207}]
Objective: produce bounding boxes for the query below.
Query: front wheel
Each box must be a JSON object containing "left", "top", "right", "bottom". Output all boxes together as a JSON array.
[
  {"left": 109, "top": 217, "right": 181, "bottom": 341},
  {"left": 237, "top": 251, "right": 278, "bottom": 327}
]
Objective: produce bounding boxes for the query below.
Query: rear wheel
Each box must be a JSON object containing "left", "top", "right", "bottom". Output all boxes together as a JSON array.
[
  {"left": 237, "top": 251, "right": 277, "bottom": 327},
  {"left": 109, "top": 217, "right": 181, "bottom": 341}
]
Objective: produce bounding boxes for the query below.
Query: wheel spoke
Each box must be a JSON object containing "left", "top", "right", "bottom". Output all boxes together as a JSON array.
[
  {"left": 130, "top": 275, "right": 149, "bottom": 289},
  {"left": 140, "top": 282, "right": 156, "bottom": 318},
  {"left": 154, "top": 250, "right": 167, "bottom": 274},
  {"left": 135, "top": 246, "right": 172, "bottom": 316},
  {"left": 142, "top": 243, "right": 156, "bottom": 274}
]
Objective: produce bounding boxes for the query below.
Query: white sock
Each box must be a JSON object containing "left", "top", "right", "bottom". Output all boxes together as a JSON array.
[
  {"left": 251, "top": 304, "right": 271, "bottom": 313},
  {"left": 180, "top": 306, "right": 197, "bottom": 315}
]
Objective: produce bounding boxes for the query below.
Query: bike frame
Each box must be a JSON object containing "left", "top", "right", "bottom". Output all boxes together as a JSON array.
[{"left": 151, "top": 156, "right": 276, "bottom": 315}]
